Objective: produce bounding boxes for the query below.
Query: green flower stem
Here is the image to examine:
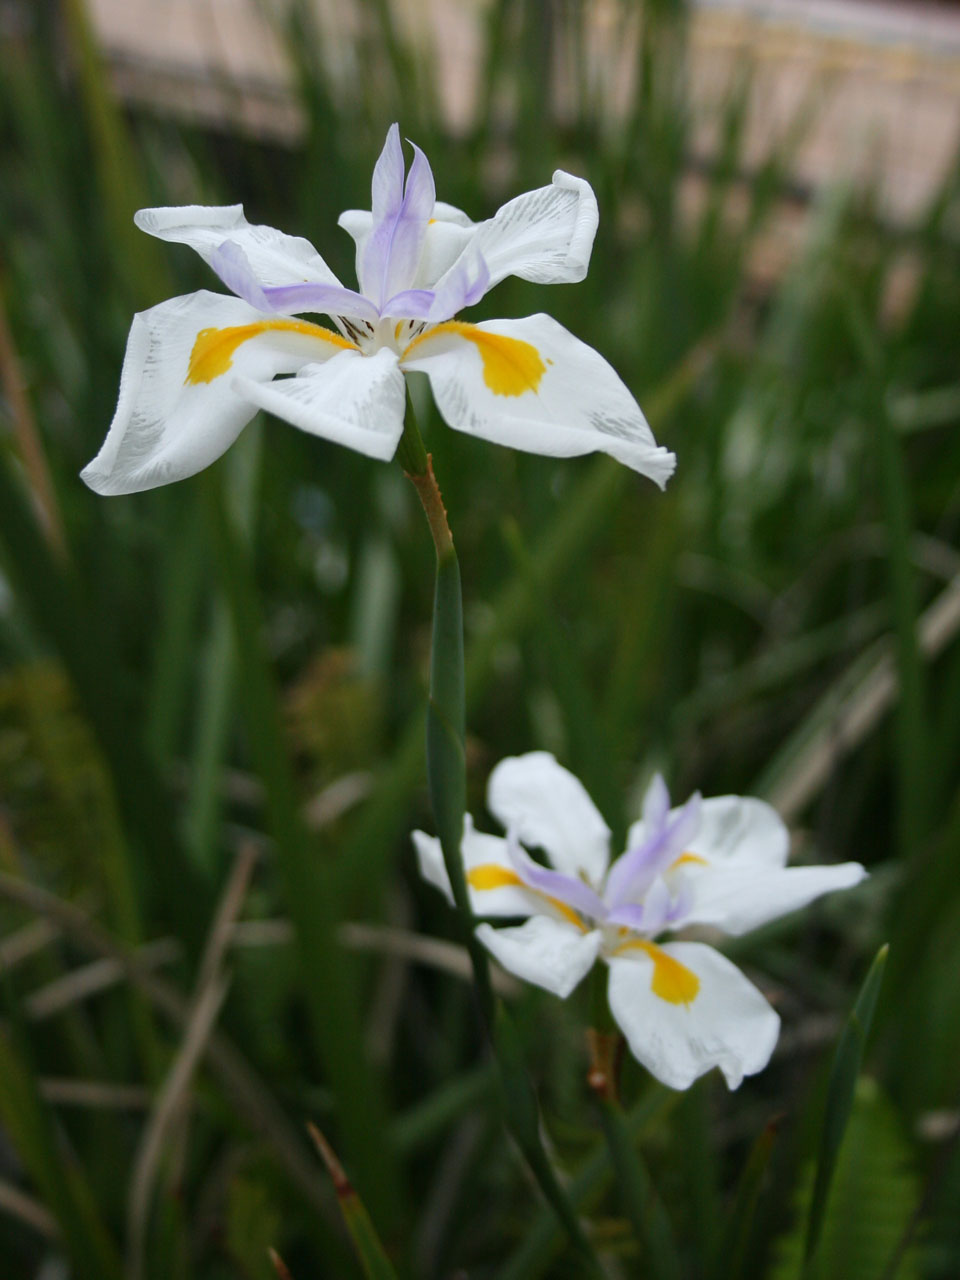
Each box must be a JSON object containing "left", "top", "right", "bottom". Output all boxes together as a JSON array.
[{"left": 399, "top": 401, "right": 602, "bottom": 1271}]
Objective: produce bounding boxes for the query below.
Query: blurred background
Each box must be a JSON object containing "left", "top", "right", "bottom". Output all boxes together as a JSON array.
[{"left": 0, "top": 0, "right": 959, "bottom": 1275}]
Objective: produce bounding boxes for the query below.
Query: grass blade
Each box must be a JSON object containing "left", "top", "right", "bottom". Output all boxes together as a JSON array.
[
  {"left": 803, "top": 943, "right": 889, "bottom": 1271},
  {"left": 308, "top": 1124, "right": 399, "bottom": 1280}
]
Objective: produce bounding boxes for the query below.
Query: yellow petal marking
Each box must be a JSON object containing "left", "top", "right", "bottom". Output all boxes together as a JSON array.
[
  {"left": 671, "top": 853, "right": 708, "bottom": 870},
  {"left": 403, "top": 322, "right": 547, "bottom": 397},
  {"left": 466, "top": 863, "right": 585, "bottom": 930},
  {"left": 186, "top": 319, "right": 356, "bottom": 385},
  {"left": 614, "top": 939, "right": 700, "bottom": 1006}
]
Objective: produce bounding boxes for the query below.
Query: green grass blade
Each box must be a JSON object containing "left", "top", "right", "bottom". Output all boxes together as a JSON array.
[
  {"left": 599, "top": 1096, "right": 683, "bottom": 1280},
  {"left": 202, "top": 471, "right": 402, "bottom": 1231},
  {"left": 0, "top": 447, "right": 208, "bottom": 945},
  {"left": 308, "top": 1125, "right": 398, "bottom": 1280},
  {"left": 0, "top": 1009, "right": 122, "bottom": 1280},
  {"left": 712, "top": 1117, "right": 779, "bottom": 1280},
  {"left": 803, "top": 943, "right": 889, "bottom": 1271}
]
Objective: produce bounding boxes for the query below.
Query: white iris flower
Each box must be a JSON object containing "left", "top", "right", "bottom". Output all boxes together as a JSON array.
[
  {"left": 82, "top": 124, "right": 675, "bottom": 496},
  {"left": 414, "top": 752, "right": 866, "bottom": 1091}
]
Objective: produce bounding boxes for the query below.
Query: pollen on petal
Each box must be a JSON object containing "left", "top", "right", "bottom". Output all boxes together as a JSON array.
[
  {"left": 186, "top": 319, "right": 356, "bottom": 385},
  {"left": 615, "top": 939, "right": 700, "bottom": 1006},
  {"left": 403, "top": 321, "right": 547, "bottom": 397}
]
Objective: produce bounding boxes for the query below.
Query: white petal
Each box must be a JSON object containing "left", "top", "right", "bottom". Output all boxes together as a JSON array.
[
  {"left": 81, "top": 291, "right": 350, "bottom": 495},
  {"left": 412, "top": 817, "right": 541, "bottom": 918},
  {"left": 678, "top": 862, "right": 867, "bottom": 937},
  {"left": 234, "top": 346, "right": 404, "bottom": 461},
  {"left": 487, "top": 752, "right": 611, "bottom": 885},
  {"left": 477, "top": 918, "right": 602, "bottom": 998},
  {"left": 135, "top": 205, "right": 343, "bottom": 290},
  {"left": 433, "top": 170, "right": 598, "bottom": 298},
  {"left": 607, "top": 942, "right": 780, "bottom": 1090},
  {"left": 627, "top": 795, "right": 790, "bottom": 871},
  {"left": 402, "top": 315, "right": 676, "bottom": 486}
]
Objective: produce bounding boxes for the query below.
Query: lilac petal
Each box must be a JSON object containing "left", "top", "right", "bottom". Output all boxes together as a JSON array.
[
  {"left": 211, "top": 241, "right": 378, "bottom": 323},
  {"left": 261, "top": 282, "right": 379, "bottom": 322},
  {"left": 605, "top": 903, "right": 648, "bottom": 931},
  {"left": 506, "top": 831, "right": 607, "bottom": 922},
  {"left": 643, "top": 773, "right": 671, "bottom": 832},
  {"left": 370, "top": 123, "right": 406, "bottom": 221},
  {"left": 605, "top": 791, "right": 702, "bottom": 909},
  {"left": 427, "top": 251, "right": 490, "bottom": 323},
  {"left": 361, "top": 133, "right": 437, "bottom": 309},
  {"left": 382, "top": 288, "right": 436, "bottom": 320}
]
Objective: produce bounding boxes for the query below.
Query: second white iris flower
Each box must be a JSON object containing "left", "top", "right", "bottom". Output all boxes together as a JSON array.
[{"left": 415, "top": 752, "right": 866, "bottom": 1090}]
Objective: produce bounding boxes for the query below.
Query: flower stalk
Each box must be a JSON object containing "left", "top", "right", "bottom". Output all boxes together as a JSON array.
[{"left": 401, "top": 403, "right": 601, "bottom": 1269}]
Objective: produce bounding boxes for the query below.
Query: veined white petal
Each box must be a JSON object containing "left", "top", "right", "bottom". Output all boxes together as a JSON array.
[
  {"left": 81, "top": 291, "right": 351, "bottom": 496},
  {"left": 627, "top": 795, "right": 790, "bottom": 871},
  {"left": 677, "top": 862, "right": 867, "bottom": 937},
  {"left": 413, "top": 817, "right": 541, "bottom": 918},
  {"left": 432, "top": 170, "right": 598, "bottom": 300},
  {"left": 476, "top": 918, "right": 602, "bottom": 998},
  {"left": 134, "top": 205, "right": 343, "bottom": 290},
  {"left": 402, "top": 315, "right": 676, "bottom": 486},
  {"left": 487, "top": 752, "right": 611, "bottom": 885},
  {"left": 607, "top": 942, "right": 780, "bottom": 1090},
  {"left": 234, "top": 346, "right": 405, "bottom": 462}
]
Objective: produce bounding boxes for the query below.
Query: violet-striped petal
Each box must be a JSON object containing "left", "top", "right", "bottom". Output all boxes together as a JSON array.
[
  {"left": 361, "top": 126, "right": 436, "bottom": 310},
  {"left": 210, "top": 241, "right": 379, "bottom": 323},
  {"left": 605, "top": 789, "right": 702, "bottom": 909},
  {"left": 427, "top": 251, "right": 490, "bottom": 323},
  {"left": 381, "top": 288, "right": 436, "bottom": 320},
  {"left": 506, "top": 831, "right": 607, "bottom": 923}
]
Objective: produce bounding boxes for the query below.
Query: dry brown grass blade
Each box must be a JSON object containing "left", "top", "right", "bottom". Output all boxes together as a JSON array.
[
  {"left": 231, "top": 918, "right": 518, "bottom": 995},
  {"left": 127, "top": 971, "right": 230, "bottom": 1280},
  {"left": 0, "top": 919, "right": 59, "bottom": 972},
  {"left": 269, "top": 1246, "right": 295, "bottom": 1280},
  {"left": 25, "top": 939, "right": 179, "bottom": 1020},
  {"left": 0, "top": 1176, "right": 60, "bottom": 1240},
  {"left": 127, "top": 842, "right": 259, "bottom": 1280},
  {"left": 39, "top": 1078, "right": 150, "bottom": 1109},
  {"left": 0, "top": 266, "right": 67, "bottom": 558},
  {"left": 0, "top": 872, "right": 333, "bottom": 1221},
  {"left": 770, "top": 572, "right": 960, "bottom": 822}
]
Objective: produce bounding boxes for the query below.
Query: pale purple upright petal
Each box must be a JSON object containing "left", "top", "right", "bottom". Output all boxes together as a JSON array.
[
  {"left": 381, "top": 288, "right": 436, "bottom": 320},
  {"left": 605, "top": 790, "right": 702, "bottom": 909},
  {"left": 506, "top": 832, "right": 607, "bottom": 923},
  {"left": 426, "top": 251, "right": 490, "bottom": 323},
  {"left": 210, "top": 241, "right": 379, "bottom": 323},
  {"left": 361, "top": 128, "right": 437, "bottom": 310}
]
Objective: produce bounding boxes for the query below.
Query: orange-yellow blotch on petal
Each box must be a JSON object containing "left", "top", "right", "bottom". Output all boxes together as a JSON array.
[
  {"left": 404, "top": 322, "right": 547, "bottom": 397},
  {"left": 671, "top": 853, "right": 709, "bottom": 870},
  {"left": 186, "top": 319, "right": 356, "bottom": 385},
  {"left": 615, "top": 939, "right": 700, "bottom": 1005},
  {"left": 467, "top": 865, "right": 526, "bottom": 892},
  {"left": 465, "top": 864, "right": 585, "bottom": 929}
]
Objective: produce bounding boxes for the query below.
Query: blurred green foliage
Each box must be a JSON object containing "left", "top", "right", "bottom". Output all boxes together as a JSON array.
[{"left": 0, "top": 0, "right": 958, "bottom": 1275}]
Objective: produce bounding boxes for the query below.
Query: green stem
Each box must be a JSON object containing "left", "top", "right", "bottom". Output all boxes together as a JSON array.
[{"left": 400, "top": 401, "right": 602, "bottom": 1272}]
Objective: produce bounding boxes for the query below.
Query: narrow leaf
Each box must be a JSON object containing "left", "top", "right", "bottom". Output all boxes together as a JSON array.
[
  {"left": 804, "top": 943, "right": 889, "bottom": 1269},
  {"left": 308, "top": 1124, "right": 398, "bottom": 1280}
]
